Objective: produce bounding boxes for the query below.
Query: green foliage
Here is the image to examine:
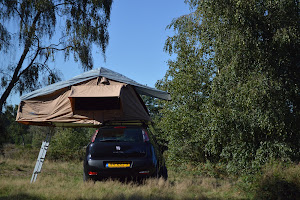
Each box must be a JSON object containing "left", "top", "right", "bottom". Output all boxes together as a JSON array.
[
  {"left": 28, "top": 126, "right": 50, "bottom": 148},
  {"left": 141, "top": 95, "right": 162, "bottom": 119},
  {"left": 48, "top": 127, "right": 94, "bottom": 161},
  {"left": 206, "top": 70, "right": 300, "bottom": 173},
  {"left": 156, "top": 5, "right": 214, "bottom": 166},
  {"left": 0, "top": 0, "right": 113, "bottom": 110},
  {"left": 0, "top": 105, "right": 53, "bottom": 148},
  {"left": 1, "top": 105, "right": 29, "bottom": 145},
  {"left": 141, "top": 96, "right": 169, "bottom": 151},
  {"left": 157, "top": 0, "right": 300, "bottom": 174},
  {"left": 0, "top": 104, "right": 94, "bottom": 161}
]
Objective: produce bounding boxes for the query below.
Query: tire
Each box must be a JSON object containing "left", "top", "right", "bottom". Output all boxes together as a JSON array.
[{"left": 83, "top": 171, "right": 89, "bottom": 182}]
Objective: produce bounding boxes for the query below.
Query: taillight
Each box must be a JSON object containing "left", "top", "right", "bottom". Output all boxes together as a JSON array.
[
  {"left": 142, "top": 130, "right": 149, "bottom": 142},
  {"left": 91, "top": 129, "right": 98, "bottom": 142},
  {"left": 88, "top": 171, "right": 98, "bottom": 175}
]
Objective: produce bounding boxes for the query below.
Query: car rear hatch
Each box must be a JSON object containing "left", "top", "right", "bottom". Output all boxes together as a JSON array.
[
  {"left": 89, "top": 142, "right": 147, "bottom": 158},
  {"left": 89, "top": 126, "right": 149, "bottom": 159}
]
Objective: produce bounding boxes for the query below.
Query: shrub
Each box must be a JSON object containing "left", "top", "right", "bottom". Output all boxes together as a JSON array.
[{"left": 47, "top": 127, "right": 94, "bottom": 161}]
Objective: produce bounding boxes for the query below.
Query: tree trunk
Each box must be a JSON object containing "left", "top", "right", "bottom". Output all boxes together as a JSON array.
[
  {"left": 0, "top": 12, "right": 41, "bottom": 111},
  {"left": 0, "top": 46, "right": 30, "bottom": 111}
]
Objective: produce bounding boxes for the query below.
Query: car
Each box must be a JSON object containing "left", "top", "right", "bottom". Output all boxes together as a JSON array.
[{"left": 83, "top": 123, "right": 168, "bottom": 181}]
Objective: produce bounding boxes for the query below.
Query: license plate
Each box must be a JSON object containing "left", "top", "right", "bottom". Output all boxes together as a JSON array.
[{"left": 106, "top": 162, "right": 131, "bottom": 168}]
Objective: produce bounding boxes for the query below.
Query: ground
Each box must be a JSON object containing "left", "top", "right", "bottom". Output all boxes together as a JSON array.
[{"left": 0, "top": 145, "right": 247, "bottom": 200}]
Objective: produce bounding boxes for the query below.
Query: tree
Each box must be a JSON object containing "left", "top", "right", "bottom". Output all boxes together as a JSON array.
[
  {"left": 203, "top": 0, "right": 300, "bottom": 173},
  {"left": 156, "top": 8, "right": 215, "bottom": 165},
  {"left": 158, "top": 0, "right": 300, "bottom": 173},
  {"left": 0, "top": 0, "right": 113, "bottom": 111},
  {"left": 3, "top": 105, "right": 29, "bottom": 145}
]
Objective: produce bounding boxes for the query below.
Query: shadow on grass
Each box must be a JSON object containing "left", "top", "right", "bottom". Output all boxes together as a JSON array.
[
  {"left": 0, "top": 192, "right": 246, "bottom": 200},
  {"left": 253, "top": 179, "right": 300, "bottom": 200},
  {"left": 77, "top": 195, "right": 244, "bottom": 200},
  {"left": 0, "top": 193, "right": 44, "bottom": 200}
]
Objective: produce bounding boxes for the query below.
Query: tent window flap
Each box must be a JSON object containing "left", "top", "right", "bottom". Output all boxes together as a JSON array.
[
  {"left": 68, "top": 85, "right": 124, "bottom": 111},
  {"left": 73, "top": 97, "right": 120, "bottom": 110}
]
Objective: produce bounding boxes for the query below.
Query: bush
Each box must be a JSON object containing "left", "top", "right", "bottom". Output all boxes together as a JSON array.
[
  {"left": 28, "top": 126, "right": 50, "bottom": 148},
  {"left": 47, "top": 127, "right": 94, "bottom": 161}
]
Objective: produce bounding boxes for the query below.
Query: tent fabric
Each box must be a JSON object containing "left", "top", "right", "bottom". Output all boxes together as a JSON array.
[
  {"left": 68, "top": 85, "right": 125, "bottom": 112},
  {"left": 69, "top": 85, "right": 124, "bottom": 98},
  {"left": 20, "top": 67, "right": 171, "bottom": 101},
  {"left": 16, "top": 73, "right": 154, "bottom": 127}
]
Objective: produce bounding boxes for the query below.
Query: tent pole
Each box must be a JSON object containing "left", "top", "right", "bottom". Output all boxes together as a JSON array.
[{"left": 30, "top": 127, "right": 54, "bottom": 183}]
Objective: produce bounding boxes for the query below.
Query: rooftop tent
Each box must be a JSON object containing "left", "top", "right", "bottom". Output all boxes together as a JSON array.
[{"left": 16, "top": 67, "right": 171, "bottom": 127}]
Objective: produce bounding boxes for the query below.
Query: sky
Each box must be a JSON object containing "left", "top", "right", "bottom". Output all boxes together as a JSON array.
[{"left": 6, "top": 0, "right": 190, "bottom": 105}]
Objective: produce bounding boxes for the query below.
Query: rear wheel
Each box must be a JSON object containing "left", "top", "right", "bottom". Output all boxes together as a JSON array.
[{"left": 83, "top": 171, "right": 90, "bottom": 182}]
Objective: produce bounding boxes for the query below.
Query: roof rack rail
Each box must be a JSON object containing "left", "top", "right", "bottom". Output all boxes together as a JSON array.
[{"left": 102, "top": 120, "right": 151, "bottom": 127}]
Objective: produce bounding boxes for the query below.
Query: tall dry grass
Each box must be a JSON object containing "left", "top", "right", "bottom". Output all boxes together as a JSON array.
[{"left": 0, "top": 156, "right": 245, "bottom": 200}]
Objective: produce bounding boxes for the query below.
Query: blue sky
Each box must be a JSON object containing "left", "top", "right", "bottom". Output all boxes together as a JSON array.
[{"left": 7, "top": 0, "right": 190, "bottom": 105}]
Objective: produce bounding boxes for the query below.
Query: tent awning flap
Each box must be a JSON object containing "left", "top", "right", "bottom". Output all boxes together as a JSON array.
[
  {"left": 68, "top": 85, "right": 124, "bottom": 112},
  {"left": 69, "top": 85, "right": 124, "bottom": 98}
]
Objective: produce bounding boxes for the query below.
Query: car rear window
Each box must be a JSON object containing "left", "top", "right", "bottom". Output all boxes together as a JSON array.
[{"left": 94, "top": 127, "right": 144, "bottom": 143}]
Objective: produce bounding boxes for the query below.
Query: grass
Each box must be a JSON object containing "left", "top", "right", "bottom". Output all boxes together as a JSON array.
[
  {"left": 1, "top": 145, "right": 299, "bottom": 200},
  {"left": 251, "top": 161, "right": 300, "bottom": 200},
  {"left": 0, "top": 150, "right": 246, "bottom": 200}
]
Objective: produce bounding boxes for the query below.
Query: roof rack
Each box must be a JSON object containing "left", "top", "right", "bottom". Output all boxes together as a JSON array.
[{"left": 102, "top": 120, "right": 151, "bottom": 127}]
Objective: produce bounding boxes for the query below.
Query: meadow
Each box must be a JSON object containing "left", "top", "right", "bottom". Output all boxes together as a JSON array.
[{"left": 0, "top": 145, "right": 299, "bottom": 200}]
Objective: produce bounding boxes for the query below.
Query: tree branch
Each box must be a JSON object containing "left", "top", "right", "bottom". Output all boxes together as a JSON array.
[
  {"left": 17, "top": 48, "right": 41, "bottom": 80},
  {"left": 13, "top": 5, "right": 24, "bottom": 25},
  {"left": 0, "top": 11, "right": 41, "bottom": 110},
  {"left": 40, "top": 45, "right": 73, "bottom": 52}
]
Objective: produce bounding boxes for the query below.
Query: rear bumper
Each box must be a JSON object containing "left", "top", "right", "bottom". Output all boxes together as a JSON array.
[{"left": 84, "top": 157, "right": 156, "bottom": 179}]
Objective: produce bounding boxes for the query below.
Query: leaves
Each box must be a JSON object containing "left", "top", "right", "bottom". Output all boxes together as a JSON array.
[
  {"left": 0, "top": 0, "right": 113, "bottom": 110},
  {"left": 157, "top": 0, "right": 300, "bottom": 174}
]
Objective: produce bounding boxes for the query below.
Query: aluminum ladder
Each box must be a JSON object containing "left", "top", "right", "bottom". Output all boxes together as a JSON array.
[{"left": 30, "top": 133, "right": 51, "bottom": 183}]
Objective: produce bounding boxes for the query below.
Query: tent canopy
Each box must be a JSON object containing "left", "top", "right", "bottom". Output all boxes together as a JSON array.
[
  {"left": 16, "top": 67, "right": 170, "bottom": 127},
  {"left": 20, "top": 67, "right": 171, "bottom": 101}
]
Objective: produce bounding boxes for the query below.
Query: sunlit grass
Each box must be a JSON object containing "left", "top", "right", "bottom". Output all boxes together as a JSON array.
[
  {"left": 0, "top": 156, "right": 246, "bottom": 200},
  {"left": 1, "top": 145, "right": 299, "bottom": 199}
]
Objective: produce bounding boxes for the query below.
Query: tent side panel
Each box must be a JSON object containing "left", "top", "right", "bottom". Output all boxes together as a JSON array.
[{"left": 120, "top": 85, "right": 151, "bottom": 121}]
